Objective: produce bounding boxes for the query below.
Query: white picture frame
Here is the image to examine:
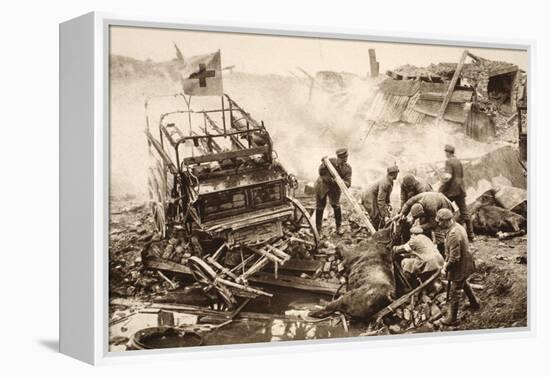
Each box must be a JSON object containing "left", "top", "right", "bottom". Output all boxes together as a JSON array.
[{"left": 60, "top": 11, "right": 535, "bottom": 365}]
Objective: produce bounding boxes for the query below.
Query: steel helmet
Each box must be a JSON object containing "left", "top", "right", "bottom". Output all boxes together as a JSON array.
[
  {"left": 402, "top": 174, "right": 416, "bottom": 187},
  {"left": 436, "top": 208, "right": 453, "bottom": 221},
  {"left": 410, "top": 203, "right": 425, "bottom": 218}
]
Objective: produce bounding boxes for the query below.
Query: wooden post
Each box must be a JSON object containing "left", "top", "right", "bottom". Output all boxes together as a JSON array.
[
  {"left": 437, "top": 50, "right": 469, "bottom": 120},
  {"left": 368, "top": 49, "right": 379, "bottom": 78},
  {"left": 322, "top": 157, "right": 376, "bottom": 234}
]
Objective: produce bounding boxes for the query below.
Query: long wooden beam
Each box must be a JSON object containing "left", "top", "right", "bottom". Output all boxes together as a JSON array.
[
  {"left": 437, "top": 50, "right": 469, "bottom": 120},
  {"left": 322, "top": 157, "right": 376, "bottom": 234},
  {"left": 373, "top": 270, "right": 440, "bottom": 323}
]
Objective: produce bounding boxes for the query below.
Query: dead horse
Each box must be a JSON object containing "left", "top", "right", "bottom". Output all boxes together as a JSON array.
[{"left": 310, "top": 222, "right": 402, "bottom": 319}]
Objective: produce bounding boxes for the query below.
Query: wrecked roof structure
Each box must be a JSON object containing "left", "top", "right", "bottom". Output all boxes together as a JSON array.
[
  {"left": 394, "top": 53, "right": 522, "bottom": 114},
  {"left": 366, "top": 50, "right": 525, "bottom": 141}
]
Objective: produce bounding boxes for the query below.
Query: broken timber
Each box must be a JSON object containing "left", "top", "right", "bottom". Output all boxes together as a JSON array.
[
  {"left": 322, "top": 157, "right": 376, "bottom": 234},
  {"left": 373, "top": 270, "right": 440, "bottom": 323},
  {"left": 144, "top": 257, "right": 340, "bottom": 296},
  {"left": 437, "top": 49, "right": 469, "bottom": 120}
]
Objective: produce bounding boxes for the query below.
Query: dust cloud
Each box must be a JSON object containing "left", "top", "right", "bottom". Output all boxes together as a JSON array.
[{"left": 110, "top": 66, "right": 500, "bottom": 200}]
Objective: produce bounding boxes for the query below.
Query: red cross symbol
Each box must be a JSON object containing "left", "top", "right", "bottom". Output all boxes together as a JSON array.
[{"left": 189, "top": 63, "right": 216, "bottom": 87}]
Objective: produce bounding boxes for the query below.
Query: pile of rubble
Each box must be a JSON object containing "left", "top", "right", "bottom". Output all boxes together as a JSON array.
[
  {"left": 109, "top": 202, "right": 168, "bottom": 298},
  {"left": 375, "top": 276, "right": 483, "bottom": 334},
  {"left": 303, "top": 241, "right": 347, "bottom": 285},
  {"left": 382, "top": 284, "right": 447, "bottom": 334},
  {"left": 144, "top": 235, "right": 196, "bottom": 264}
]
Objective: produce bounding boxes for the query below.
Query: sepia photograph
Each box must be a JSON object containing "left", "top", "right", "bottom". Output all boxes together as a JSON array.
[{"left": 107, "top": 25, "right": 528, "bottom": 352}]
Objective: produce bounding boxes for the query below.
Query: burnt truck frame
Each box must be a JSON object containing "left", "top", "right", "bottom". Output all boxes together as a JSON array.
[{"left": 144, "top": 93, "right": 322, "bottom": 309}]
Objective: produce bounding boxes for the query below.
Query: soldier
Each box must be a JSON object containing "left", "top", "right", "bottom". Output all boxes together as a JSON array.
[
  {"left": 439, "top": 144, "right": 475, "bottom": 242},
  {"left": 436, "top": 208, "right": 480, "bottom": 326},
  {"left": 361, "top": 165, "right": 399, "bottom": 230},
  {"left": 314, "top": 148, "right": 352, "bottom": 236},
  {"left": 400, "top": 174, "right": 432, "bottom": 208},
  {"left": 393, "top": 225, "right": 444, "bottom": 282},
  {"left": 399, "top": 192, "right": 454, "bottom": 253}
]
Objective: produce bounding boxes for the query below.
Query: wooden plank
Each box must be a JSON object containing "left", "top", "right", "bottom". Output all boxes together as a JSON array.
[
  {"left": 269, "top": 258, "right": 322, "bottom": 272},
  {"left": 202, "top": 204, "right": 291, "bottom": 227},
  {"left": 385, "top": 70, "right": 403, "bottom": 80},
  {"left": 183, "top": 146, "right": 269, "bottom": 165},
  {"left": 205, "top": 207, "right": 292, "bottom": 232},
  {"left": 489, "top": 66, "right": 518, "bottom": 77},
  {"left": 322, "top": 157, "right": 376, "bottom": 234},
  {"left": 144, "top": 258, "right": 192, "bottom": 275},
  {"left": 437, "top": 50, "right": 469, "bottom": 120},
  {"left": 249, "top": 271, "right": 340, "bottom": 296}
]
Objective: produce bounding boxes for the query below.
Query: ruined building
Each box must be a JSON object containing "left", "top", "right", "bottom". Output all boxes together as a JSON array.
[{"left": 366, "top": 52, "right": 525, "bottom": 142}]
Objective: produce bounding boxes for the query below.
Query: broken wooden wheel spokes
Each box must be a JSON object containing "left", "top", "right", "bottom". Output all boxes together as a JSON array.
[
  {"left": 285, "top": 196, "right": 319, "bottom": 250},
  {"left": 188, "top": 256, "right": 237, "bottom": 310}
]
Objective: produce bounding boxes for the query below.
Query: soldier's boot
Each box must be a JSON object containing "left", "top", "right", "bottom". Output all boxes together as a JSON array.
[
  {"left": 466, "top": 218, "right": 475, "bottom": 242},
  {"left": 440, "top": 302, "right": 459, "bottom": 326},
  {"left": 333, "top": 206, "right": 344, "bottom": 235},
  {"left": 463, "top": 282, "right": 480, "bottom": 310},
  {"left": 315, "top": 209, "right": 324, "bottom": 235}
]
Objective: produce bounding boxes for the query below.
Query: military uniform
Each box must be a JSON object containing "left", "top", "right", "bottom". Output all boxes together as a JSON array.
[
  {"left": 401, "top": 192, "right": 454, "bottom": 236},
  {"left": 397, "top": 231, "right": 444, "bottom": 276},
  {"left": 314, "top": 150, "right": 352, "bottom": 234},
  {"left": 445, "top": 222, "right": 475, "bottom": 282},
  {"left": 438, "top": 209, "right": 479, "bottom": 325},
  {"left": 400, "top": 174, "right": 432, "bottom": 208},
  {"left": 361, "top": 166, "right": 399, "bottom": 230},
  {"left": 439, "top": 144, "right": 474, "bottom": 240}
]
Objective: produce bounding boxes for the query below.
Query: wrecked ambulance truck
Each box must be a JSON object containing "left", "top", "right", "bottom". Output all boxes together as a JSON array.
[{"left": 142, "top": 93, "right": 328, "bottom": 309}]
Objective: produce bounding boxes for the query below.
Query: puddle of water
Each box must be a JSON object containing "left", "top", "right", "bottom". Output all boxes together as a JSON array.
[
  {"left": 110, "top": 286, "right": 364, "bottom": 351},
  {"left": 110, "top": 310, "right": 362, "bottom": 351}
]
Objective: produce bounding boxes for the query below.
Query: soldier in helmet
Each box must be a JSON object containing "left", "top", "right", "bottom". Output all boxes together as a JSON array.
[
  {"left": 400, "top": 174, "right": 432, "bottom": 209},
  {"left": 361, "top": 165, "right": 399, "bottom": 230},
  {"left": 399, "top": 191, "right": 454, "bottom": 253},
  {"left": 439, "top": 144, "right": 475, "bottom": 242},
  {"left": 436, "top": 208, "right": 480, "bottom": 326},
  {"left": 314, "top": 148, "right": 352, "bottom": 236}
]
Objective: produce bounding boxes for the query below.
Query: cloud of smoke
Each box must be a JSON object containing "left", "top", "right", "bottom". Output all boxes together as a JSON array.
[{"left": 109, "top": 68, "right": 501, "bottom": 201}]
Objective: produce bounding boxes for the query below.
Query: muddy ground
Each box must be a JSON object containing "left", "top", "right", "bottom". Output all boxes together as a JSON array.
[{"left": 108, "top": 197, "right": 527, "bottom": 351}]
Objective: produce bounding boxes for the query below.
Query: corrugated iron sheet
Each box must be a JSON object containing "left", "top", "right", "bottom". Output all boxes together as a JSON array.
[
  {"left": 366, "top": 92, "right": 411, "bottom": 123},
  {"left": 402, "top": 93, "right": 426, "bottom": 124}
]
